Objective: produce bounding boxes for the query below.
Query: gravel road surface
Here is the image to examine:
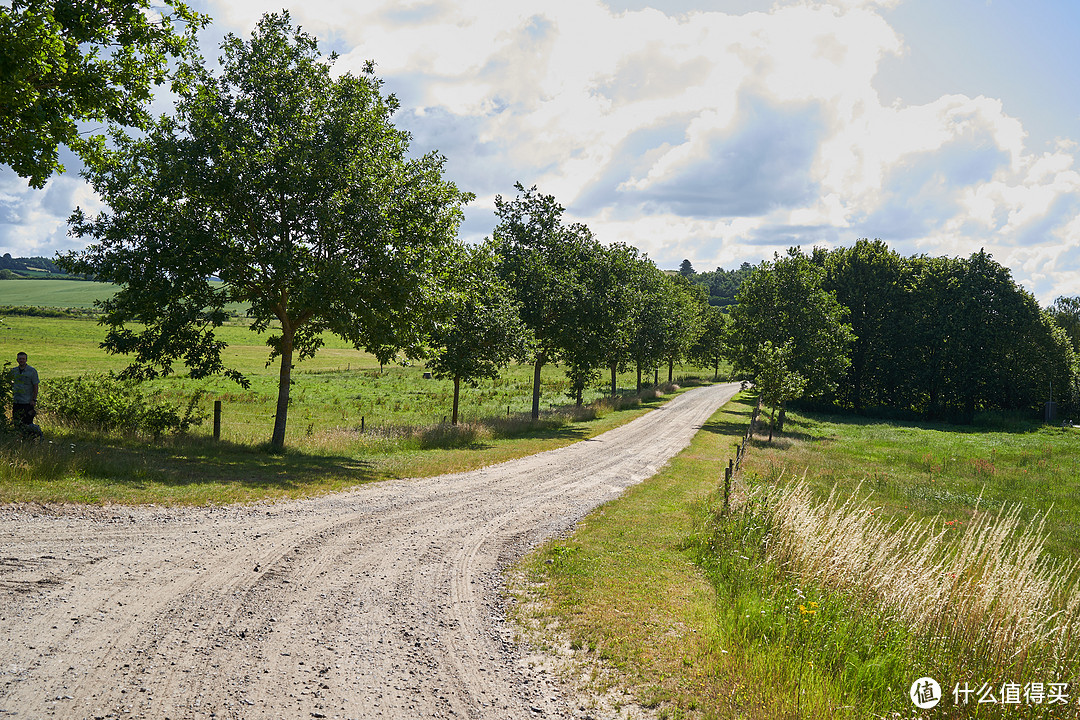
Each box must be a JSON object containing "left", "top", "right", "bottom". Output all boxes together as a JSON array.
[{"left": 0, "top": 382, "right": 740, "bottom": 720}]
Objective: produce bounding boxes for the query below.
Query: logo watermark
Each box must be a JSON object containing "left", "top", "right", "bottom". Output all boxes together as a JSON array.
[
  {"left": 910, "top": 677, "right": 941, "bottom": 709},
  {"left": 909, "top": 678, "right": 1074, "bottom": 709}
]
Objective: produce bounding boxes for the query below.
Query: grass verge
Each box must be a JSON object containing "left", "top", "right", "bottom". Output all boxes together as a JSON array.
[
  {"left": 508, "top": 393, "right": 1080, "bottom": 720},
  {"left": 0, "top": 385, "right": 693, "bottom": 505}
]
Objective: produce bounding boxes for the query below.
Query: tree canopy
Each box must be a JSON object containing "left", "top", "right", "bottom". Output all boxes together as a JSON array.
[
  {"left": 809, "top": 244, "right": 1079, "bottom": 421},
  {"left": 60, "top": 12, "right": 472, "bottom": 450},
  {"left": 425, "top": 243, "right": 529, "bottom": 425},
  {"left": 728, "top": 248, "right": 853, "bottom": 407},
  {"left": 491, "top": 183, "right": 597, "bottom": 419},
  {"left": 1, "top": 0, "right": 208, "bottom": 188}
]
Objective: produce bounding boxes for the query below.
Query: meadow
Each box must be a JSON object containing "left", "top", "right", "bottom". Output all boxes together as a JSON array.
[
  {"left": 512, "top": 394, "right": 1080, "bottom": 719},
  {"left": 0, "top": 312, "right": 717, "bottom": 504},
  {"left": 0, "top": 278, "right": 118, "bottom": 308}
]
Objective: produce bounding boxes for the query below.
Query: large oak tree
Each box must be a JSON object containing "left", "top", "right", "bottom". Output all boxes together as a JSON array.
[{"left": 61, "top": 12, "right": 472, "bottom": 450}]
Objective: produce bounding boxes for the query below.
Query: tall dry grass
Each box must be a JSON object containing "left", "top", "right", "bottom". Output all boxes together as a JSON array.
[{"left": 759, "top": 475, "right": 1080, "bottom": 684}]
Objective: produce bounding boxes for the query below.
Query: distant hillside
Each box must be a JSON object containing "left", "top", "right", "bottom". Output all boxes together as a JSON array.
[
  {"left": 0, "top": 254, "right": 90, "bottom": 280},
  {"left": 0, "top": 278, "right": 118, "bottom": 309}
]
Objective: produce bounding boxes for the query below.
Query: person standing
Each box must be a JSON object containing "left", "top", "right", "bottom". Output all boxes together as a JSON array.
[{"left": 10, "top": 351, "right": 39, "bottom": 428}]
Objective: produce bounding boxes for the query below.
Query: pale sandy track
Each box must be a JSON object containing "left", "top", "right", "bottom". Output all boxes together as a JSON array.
[{"left": 0, "top": 382, "right": 740, "bottom": 720}]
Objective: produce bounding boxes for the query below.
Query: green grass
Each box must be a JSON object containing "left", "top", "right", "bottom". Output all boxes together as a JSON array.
[
  {"left": 0, "top": 278, "right": 118, "bottom": 308},
  {"left": 510, "top": 394, "right": 1080, "bottom": 720},
  {"left": 0, "top": 314, "right": 724, "bottom": 504},
  {"left": 509, "top": 394, "right": 752, "bottom": 719},
  {"left": 739, "top": 408, "right": 1080, "bottom": 561}
]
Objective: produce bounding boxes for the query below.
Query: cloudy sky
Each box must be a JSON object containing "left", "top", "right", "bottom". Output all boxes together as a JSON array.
[{"left": 2, "top": 0, "right": 1078, "bottom": 303}]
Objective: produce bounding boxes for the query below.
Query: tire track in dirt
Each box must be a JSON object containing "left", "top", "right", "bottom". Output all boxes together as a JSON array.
[{"left": 0, "top": 382, "right": 740, "bottom": 719}]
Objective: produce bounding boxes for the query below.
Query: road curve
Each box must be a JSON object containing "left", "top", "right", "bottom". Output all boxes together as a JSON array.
[{"left": 0, "top": 382, "right": 741, "bottom": 720}]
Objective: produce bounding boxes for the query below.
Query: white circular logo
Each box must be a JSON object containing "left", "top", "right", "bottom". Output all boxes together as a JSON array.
[{"left": 910, "top": 677, "right": 942, "bottom": 709}]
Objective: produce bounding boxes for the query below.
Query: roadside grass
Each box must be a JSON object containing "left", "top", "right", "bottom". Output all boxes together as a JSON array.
[
  {"left": 508, "top": 394, "right": 755, "bottom": 719},
  {"left": 739, "top": 408, "right": 1080, "bottom": 562},
  {"left": 1, "top": 315, "right": 724, "bottom": 505},
  {"left": 509, "top": 393, "right": 1080, "bottom": 720}
]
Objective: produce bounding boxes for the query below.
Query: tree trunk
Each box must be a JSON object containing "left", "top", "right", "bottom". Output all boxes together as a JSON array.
[
  {"left": 668, "top": 359, "right": 674, "bottom": 383},
  {"left": 610, "top": 363, "right": 617, "bottom": 397},
  {"left": 653, "top": 367, "right": 658, "bottom": 386},
  {"left": 768, "top": 405, "right": 776, "bottom": 442},
  {"left": 576, "top": 385, "right": 583, "bottom": 406},
  {"left": 452, "top": 375, "right": 461, "bottom": 425},
  {"left": 270, "top": 328, "right": 294, "bottom": 452},
  {"left": 636, "top": 362, "right": 642, "bottom": 393},
  {"left": 777, "top": 403, "right": 786, "bottom": 433},
  {"left": 713, "top": 359, "right": 719, "bottom": 382},
  {"left": 532, "top": 354, "right": 544, "bottom": 420}
]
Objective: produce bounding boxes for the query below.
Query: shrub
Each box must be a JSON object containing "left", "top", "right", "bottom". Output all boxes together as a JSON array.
[{"left": 43, "top": 374, "right": 207, "bottom": 437}]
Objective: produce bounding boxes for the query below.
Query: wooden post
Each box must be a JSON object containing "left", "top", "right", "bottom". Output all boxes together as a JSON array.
[
  {"left": 213, "top": 400, "right": 221, "bottom": 441},
  {"left": 723, "top": 465, "right": 732, "bottom": 515},
  {"left": 361, "top": 416, "right": 365, "bottom": 433}
]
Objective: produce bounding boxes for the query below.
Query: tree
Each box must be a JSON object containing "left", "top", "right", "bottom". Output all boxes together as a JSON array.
[
  {"left": 1049, "top": 296, "right": 1080, "bottom": 355},
  {"left": 753, "top": 340, "right": 806, "bottom": 441},
  {"left": 815, "top": 239, "right": 908, "bottom": 412},
  {"left": 678, "top": 258, "right": 695, "bottom": 278},
  {"left": 491, "top": 184, "right": 595, "bottom": 419},
  {"left": 690, "top": 305, "right": 729, "bottom": 381},
  {"left": 728, "top": 249, "right": 853, "bottom": 425},
  {"left": 657, "top": 275, "right": 706, "bottom": 383},
  {"left": 425, "top": 244, "right": 529, "bottom": 425},
  {"left": 561, "top": 242, "right": 651, "bottom": 402},
  {"left": 60, "top": 13, "right": 472, "bottom": 450},
  {"left": 1, "top": 0, "right": 209, "bottom": 188},
  {"left": 629, "top": 262, "right": 674, "bottom": 392}
]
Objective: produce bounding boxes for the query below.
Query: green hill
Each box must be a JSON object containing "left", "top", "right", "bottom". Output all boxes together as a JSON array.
[{"left": 0, "top": 279, "right": 118, "bottom": 309}]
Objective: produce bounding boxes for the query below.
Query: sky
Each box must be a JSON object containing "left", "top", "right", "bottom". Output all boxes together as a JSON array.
[{"left": 2, "top": 0, "right": 1078, "bottom": 304}]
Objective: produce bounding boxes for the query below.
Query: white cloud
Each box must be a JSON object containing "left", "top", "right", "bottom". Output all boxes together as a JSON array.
[{"left": 3, "top": 0, "right": 1078, "bottom": 305}]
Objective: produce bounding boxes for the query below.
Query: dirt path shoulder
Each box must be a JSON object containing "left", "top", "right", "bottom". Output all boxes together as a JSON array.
[{"left": 0, "top": 382, "right": 741, "bottom": 720}]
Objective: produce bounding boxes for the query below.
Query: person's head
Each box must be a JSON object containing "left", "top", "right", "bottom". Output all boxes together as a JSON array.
[{"left": 16, "top": 352, "right": 27, "bottom": 368}]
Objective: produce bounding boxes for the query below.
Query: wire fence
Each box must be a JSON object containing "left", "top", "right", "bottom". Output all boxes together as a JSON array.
[{"left": 722, "top": 391, "right": 762, "bottom": 515}]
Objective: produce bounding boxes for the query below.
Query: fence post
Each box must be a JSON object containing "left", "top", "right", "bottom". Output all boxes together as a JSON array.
[
  {"left": 723, "top": 465, "right": 732, "bottom": 515},
  {"left": 213, "top": 400, "right": 221, "bottom": 441},
  {"left": 361, "top": 416, "right": 365, "bottom": 433}
]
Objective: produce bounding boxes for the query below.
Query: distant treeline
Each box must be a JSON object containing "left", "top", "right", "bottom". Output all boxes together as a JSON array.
[
  {"left": 680, "top": 261, "right": 755, "bottom": 308},
  {"left": 813, "top": 242, "right": 1077, "bottom": 421},
  {"left": 681, "top": 241, "right": 1080, "bottom": 422},
  {"left": 0, "top": 254, "right": 92, "bottom": 279}
]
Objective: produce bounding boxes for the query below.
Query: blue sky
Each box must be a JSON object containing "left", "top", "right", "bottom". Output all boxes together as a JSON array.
[{"left": 2, "top": 0, "right": 1077, "bottom": 303}]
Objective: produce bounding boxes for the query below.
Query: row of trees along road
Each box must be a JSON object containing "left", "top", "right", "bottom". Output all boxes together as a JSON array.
[
  {"left": 490, "top": 183, "right": 713, "bottom": 419},
  {"left": 49, "top": 13, "right": 715, "bottom": 450},
  {"left": 726, "top": 241, "right": 1080, "bottom": 431}
]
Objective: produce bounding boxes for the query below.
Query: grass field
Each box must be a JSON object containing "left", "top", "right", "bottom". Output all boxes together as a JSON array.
[
  {"left": 0, "top": 278, "right": 117, "bottom": 308},
  {"left": 0, "top": 314, "right": 721, "bottom": 504},
  {"left": 739, "top": 408, "right": 1080, "bottom": 561},
  {"left": 512, "top": 394, "right": 1080, "bottom": 719}
]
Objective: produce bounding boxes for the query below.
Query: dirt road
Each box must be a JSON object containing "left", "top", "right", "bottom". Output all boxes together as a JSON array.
[{"left": 0, "top": 382, "right": 740, "bottom": 720}]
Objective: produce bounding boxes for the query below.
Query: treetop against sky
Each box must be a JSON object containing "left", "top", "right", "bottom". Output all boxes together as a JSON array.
[{"left": 2, "top": 0, "right": 1078, "bottom": 304}]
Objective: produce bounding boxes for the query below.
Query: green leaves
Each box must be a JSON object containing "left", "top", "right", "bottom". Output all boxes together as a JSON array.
[
  {"left": 61, "top": 11, "right": 472, "bottom": 449},
  {"left": 729, "top": 248, "right": 853, "bottom": 402},
  {"left": 0, "top": 0, "right": 209, "bottom": 187}
]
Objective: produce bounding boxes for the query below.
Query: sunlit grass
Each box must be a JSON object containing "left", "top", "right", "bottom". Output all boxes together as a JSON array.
[
  {"left": 510, "top": 394, "right": 1080, "bottom": 719},
  {"left": 1, "top": 314, "right": 726, "bottom": 505}
]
